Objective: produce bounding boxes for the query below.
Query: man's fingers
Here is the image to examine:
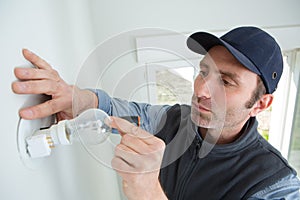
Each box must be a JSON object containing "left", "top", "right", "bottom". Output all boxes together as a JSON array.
[
  {"left": 113, "top": 143, "right": 136, "bottom": 173},
  {"left": 12, "top": 80, "right": 59, "bottom": 95},
  {"left": 110, "top": 116, "right": 135, "bottom": 135},
  {"left": 121, "top": 134, "right": 152, "bottom": 154},
  {"left": 111, "top": 117, "right": 152, "bottom": 139},
  {"left": 19, "top": 98, "right": 64, "bottom": 119},
  {"left": 22, "top": 49, "right": 52, "bottom": 70},
  {"left": 112, "top": 144, "right": 146, "bottom": 174},
  {"left": 14, "top": 67, "right": 58, "bottom": 81},
  {"left": 111, "top": 117, "right": 165, "bottom": 153},
  {"left": 115, "top": 144, "right": 139, "bottom": 165},
  {"left": 111, "top": 156, "right": 133, "bottom": 174}
]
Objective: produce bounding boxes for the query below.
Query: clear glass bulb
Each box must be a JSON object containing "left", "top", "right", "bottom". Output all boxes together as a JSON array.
[
  {"left": 66, "top": 108, "right": 112, "bottom": 145},
  {"left": 26, "top": 108, "right": 112, "bottom": 158},
  {"left": 66, "top": 109, "right": 112, "bottom": 145}
]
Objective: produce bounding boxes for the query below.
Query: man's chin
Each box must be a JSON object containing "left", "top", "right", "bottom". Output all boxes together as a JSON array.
[{"left": 191, "top": 113, "right": 213, "bottom": 128}]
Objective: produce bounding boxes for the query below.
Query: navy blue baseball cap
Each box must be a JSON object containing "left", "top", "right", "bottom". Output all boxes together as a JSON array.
[{"left": 187, "top": 26, "right": 283, "bottom": 94}]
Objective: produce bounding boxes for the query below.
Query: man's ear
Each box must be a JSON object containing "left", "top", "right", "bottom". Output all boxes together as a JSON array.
[{"left": 250, "top": 94, "right": 273, "bottom": 117}]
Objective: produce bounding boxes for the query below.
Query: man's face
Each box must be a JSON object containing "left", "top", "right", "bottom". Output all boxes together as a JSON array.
[{"left": 191, "top": 45, "right": 259, "bottom": 132}]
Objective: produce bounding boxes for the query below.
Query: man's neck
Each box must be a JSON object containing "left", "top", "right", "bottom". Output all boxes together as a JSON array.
[{"left": 199, "top": 121, "right": 248, "bottom": 144}]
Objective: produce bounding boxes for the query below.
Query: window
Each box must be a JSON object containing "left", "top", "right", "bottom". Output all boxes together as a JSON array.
[
  {"left": 289, "top": 79, "right": 300, "bottom": 174},
  {"left": 287, "top": 49, "right": 300, "bottom": 174},
  {"left": 155, "top": 66, "right": 194, "bottom": 105},
  {"left": 144, "top": 59, "right": 200, "bottom": 105}
]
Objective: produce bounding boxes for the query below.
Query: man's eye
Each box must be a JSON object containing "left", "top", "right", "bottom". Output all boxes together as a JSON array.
[
  {"left": 199, "top": 70, "right": 208, "bottom": 77},
  {"left": 220, "top": 79, "right": 233, "bottom": 86}
]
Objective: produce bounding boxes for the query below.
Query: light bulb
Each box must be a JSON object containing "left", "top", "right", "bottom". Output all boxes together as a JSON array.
[
  {"left": 26, "top": 109, "right": 112, "bottom": 158},
  {"left": 66, "top": 108, "right": 112, "bottom": 145}
]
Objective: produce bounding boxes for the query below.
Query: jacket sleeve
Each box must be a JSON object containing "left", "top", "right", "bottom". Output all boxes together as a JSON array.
[
  {"left": 248, "top": 174, "right": 300, "bottom": 200},
  {"left": 90, "top": 88, "right": 171, "bottom": 134}
]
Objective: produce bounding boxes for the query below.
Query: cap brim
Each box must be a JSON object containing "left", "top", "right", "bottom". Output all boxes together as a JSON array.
[{"left": 187, "top": 32, "right": 261, "bottom": 76}]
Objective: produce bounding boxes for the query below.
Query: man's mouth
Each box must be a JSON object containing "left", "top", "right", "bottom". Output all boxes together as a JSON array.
[{"left": 192, "top": 102, "right": 211, "bottom": 113}]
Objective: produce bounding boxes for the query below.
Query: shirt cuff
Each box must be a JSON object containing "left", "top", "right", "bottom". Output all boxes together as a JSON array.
[{"left": 87, "top": 89, "right": 112, "bottom": 115}]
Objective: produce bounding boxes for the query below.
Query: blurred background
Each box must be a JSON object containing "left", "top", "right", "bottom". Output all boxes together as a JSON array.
[{"left": 0, "top": 0, "right": 299, "bottom": 199}]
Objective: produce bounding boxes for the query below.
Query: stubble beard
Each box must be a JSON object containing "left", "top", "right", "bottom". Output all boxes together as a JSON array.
[{"left": 191, "top": 106, "right": 225, "bottom": 130}]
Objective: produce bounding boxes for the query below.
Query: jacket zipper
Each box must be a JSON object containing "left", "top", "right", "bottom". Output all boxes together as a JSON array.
[{"left": 175, "top": 140, "right": 201, "bottom": 200}]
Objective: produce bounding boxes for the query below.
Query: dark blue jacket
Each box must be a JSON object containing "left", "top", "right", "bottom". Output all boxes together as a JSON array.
[{"left": 156, "top": 104, "right": 296, "bottom": 200}]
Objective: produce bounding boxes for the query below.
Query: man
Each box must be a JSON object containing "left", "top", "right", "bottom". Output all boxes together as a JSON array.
[{"left": 12, "top": 26, "right": 300, "bottom": 199}]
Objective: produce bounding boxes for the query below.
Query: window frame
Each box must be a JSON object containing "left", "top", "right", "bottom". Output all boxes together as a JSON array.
[{"left": 268, "top": 49, "right": 300, "bottom": 158}]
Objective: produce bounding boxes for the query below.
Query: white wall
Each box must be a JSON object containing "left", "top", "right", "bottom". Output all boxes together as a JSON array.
[
  {"left": 0, "top": 1, "right": 120, "bottom": 200},
  {"left": 89, "top": 0, "right": 300, "bottom": 41},
  {"left": 1, "top": 0, "right": 300, "bottom": 200}
]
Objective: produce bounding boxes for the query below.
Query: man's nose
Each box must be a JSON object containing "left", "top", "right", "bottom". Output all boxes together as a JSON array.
[{"left": 194, "top": 75, "right": 212, "bottom": 99}]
